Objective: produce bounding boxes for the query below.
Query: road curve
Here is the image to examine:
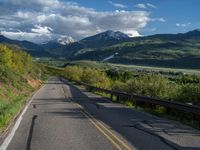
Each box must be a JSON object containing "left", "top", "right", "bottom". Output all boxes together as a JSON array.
[{"left": 2, "top": 77, "right": 200, "bottom": 150}]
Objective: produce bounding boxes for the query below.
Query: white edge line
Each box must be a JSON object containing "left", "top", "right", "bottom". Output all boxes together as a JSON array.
[{"left": 0, "top": 85, "right": 45, "bottom": 150}]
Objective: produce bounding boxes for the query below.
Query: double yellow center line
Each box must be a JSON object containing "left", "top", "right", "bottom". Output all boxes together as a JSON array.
[
  {"left": 74, "top": 103, "right": 133, "bottom": 150},
  {"left": 61, "top": 82, "right": 133, "bottom": 150}
]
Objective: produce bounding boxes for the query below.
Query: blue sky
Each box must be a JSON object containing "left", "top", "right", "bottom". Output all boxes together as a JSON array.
[
  {"left": 73, "top": 0, "right": 199, "bottom": 35},
  {"left": 0, "top": 0, "right": 199, "bottom": 43}
]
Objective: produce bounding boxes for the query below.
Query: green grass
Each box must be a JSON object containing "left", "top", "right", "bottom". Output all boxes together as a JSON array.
[
  {"left": 34, "top": 57, "right": 68, "bottom": 67},
  {"left": 68, "top": 60, "right": 105, "bottom": 69},
  {"left": 0, "top": 84, "right": 34, "bottom": 132},
  {"left": 68, "top": 60, "right": 200, "bottom": 75},
  {"left": 0, "top": 96, "right": 26, "bottom": 129},
  {"left": 110, "top": 63, "right": 200, "bottom": 75}
]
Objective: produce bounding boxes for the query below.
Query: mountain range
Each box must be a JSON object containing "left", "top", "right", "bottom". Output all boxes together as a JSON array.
[{"left": 1, "top": 29, "right": 200, "bottom": 68}]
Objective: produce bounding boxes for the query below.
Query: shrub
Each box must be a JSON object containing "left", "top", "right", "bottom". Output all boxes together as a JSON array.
[
  {"left": 64, "top": 66, "right": 83, "bottom": 81},
  {"left": 176, "top": 84, "right": 200, "bottom": 105},
  {"left": 0, "top": 44, "right": 45, "bottom": 86},
  {"left": 81, "top": 68, "right": 111, "bottom": 89},
  {"left": 111, "top": 80, "right": 127, "bottom": 92},
  {"left": 125, "top": 74, "right": 178, "bottom": 99}
]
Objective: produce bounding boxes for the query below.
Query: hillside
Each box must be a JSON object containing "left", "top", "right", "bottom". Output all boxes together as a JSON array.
[
  {"left": 0, "top": 44, "right": 47, "bottom": 131},
  {"left": 0, "top": 35, "right": 51, "bottom": 57},
  {"left": 70, "top": 29, "right": 200, "bottom": 69},
  {"left": 1, "top": 29, "right": 200, "bottom": 68}
]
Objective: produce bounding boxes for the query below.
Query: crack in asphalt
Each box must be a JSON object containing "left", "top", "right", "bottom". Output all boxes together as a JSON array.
[
  {"left": 121, "top": 121, "right": 180, "bottom": 150},
  {"left": 26, "top": 115, "right": 37, "bottom": 150}
]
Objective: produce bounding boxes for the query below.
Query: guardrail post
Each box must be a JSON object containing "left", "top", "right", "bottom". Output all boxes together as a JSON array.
[
  {"left": 111, "top": 94, "right": 113, "bottom": 101},
  {"left": 198, "top": 116, "right": 200, "bottom": 127},
  {"left": 117, "top": 96, "right": 119, "bottom": 101},
  {"left": 166, "top": 107, "right": 171, "bottom": 114},
  {"left": 192, "top": 114, "right": 197, "bottom": 125},
  {"left": 150, "top": 103, "right": 156, "bottom": 110},
  {"left": 135, "top": 99, "right": 138, "bottom": 109},
  {"left": 88, "top": 87, "right": 92, "bottom": 92}
]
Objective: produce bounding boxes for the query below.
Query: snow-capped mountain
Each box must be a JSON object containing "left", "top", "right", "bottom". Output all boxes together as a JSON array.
[
  {"left": 57, "top": 36, "right": 76, "bottom": 45},
  {"left": 82, "top": 30, "right": 130, "bottom": 42}
]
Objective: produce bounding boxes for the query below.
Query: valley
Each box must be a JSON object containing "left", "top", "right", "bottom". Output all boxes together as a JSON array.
[{"left": 1, "top": 29, "right": 200, "bottom": 69}]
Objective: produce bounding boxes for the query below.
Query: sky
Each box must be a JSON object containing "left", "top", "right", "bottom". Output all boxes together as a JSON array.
[{"left": 0, "top": 0, "right": 199, "bottom": 43}]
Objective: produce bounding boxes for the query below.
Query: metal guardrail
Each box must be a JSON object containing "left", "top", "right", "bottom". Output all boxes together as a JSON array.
[{"left": 60, "top": 77, "right": 200, "bottom": 121}]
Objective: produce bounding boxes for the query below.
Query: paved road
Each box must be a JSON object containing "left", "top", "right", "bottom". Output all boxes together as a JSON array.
[{"left": 2, "top": 77, "right": 200, "bottom": 150}]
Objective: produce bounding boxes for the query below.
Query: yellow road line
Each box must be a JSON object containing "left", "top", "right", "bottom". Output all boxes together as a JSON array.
[
  {"left": 75, "top": 103, "right": 133, "bottom": 150},
  {"left": 81, "top": 110, "right": 122, "bottom": 150},
  {"left": 60, "top": 81, "right": 133, "bottom": 150},
  {"left": 61, "top": 85, "right": 68, "bottom": 99},
  {"left": 84, "top": 110, "right": 133, "bottom": 150}
]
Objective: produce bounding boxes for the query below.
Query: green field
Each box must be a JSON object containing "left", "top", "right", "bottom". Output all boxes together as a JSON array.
[
  {"left": 68, "top": 60, "right": 200, "bottom": 75},
  {"left": 110, "top": 63, "right": 200, "bottom": 75}
]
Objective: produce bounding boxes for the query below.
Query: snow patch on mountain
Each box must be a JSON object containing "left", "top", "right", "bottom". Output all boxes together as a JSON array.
[{"left": 57, "top": 36, "right": 76, "bottom": 45}]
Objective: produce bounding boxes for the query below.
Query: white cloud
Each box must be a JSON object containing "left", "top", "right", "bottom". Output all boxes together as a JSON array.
[
  {"left": 150, "top": 18, "right": 166, "bottom": 22},
  {"left": 7, "top": 0, "right": 61, "bottom": 9},
  {"left": 158, "top": 18, "right": 166, "bottom": 22},
  {"left": 146, "top": 3, "right": 157, "bottom": 8},
  {"left": 135, "top": 3, "right": 157, "bottom": 9},
  {"left": 0, "top": 0, "right": 163, "bottom": 43},
  {"left": 176, "top": 22, "right": 191, "bottom": 27},
  {"left": 15, "top": 11, "right": 35, "bottom": 19},
  {"left": 135, "top": 4, "right": 146, "bottom": 9},
  {"left": 108, "top": 1, "right": 127, "bottom": 8},
  {"left": 31, "top": 25, "right": 53, "bottom": 34},
  {"left": 123, "top": 30, "right": 140, "bottom": 37},
  {"left": 1, "top": 31, "right": 54, "bottom": 43}
]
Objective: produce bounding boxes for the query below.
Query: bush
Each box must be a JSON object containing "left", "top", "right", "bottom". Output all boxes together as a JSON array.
[
  {"left": 64, "top": 66, "right": 83, "bottom": 81},
  {"left": 124, "top": 74, "right": 178, "bottom": 99},
  {"left": 176, "top": 84, "right": 200, "bottom": 105},
  {"left": 111, "top": 80, "right": 127, "bottom": 92},
  {"left": 81, "top": 68, "right": 111, "bottom": 89},
  {"left": 0, "top": 44, "right": 46, "bottom": 86},
  {"left": 63, "top": 66, "right": 111, "bottom": 89}
]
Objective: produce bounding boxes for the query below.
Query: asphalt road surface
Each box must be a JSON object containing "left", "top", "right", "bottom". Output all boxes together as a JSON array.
[{"left": 2, "top": 77, "right": 200, "bottom": 150}]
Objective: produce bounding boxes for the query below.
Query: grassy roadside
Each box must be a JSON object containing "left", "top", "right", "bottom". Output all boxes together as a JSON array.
[
  {"left": 0, "top": 44, "right": 49, "bottom": 133},
  {"left": 0, "top": 80, "right": 42, "bottom": 133}
]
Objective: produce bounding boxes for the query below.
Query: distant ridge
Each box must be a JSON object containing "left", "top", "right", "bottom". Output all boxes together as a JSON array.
[
  {"left": 1, "top": 29, "right": 200, "bottom": 68},
  {"left": 82, "top": 30, "right": 130, "bottom": 41}
]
